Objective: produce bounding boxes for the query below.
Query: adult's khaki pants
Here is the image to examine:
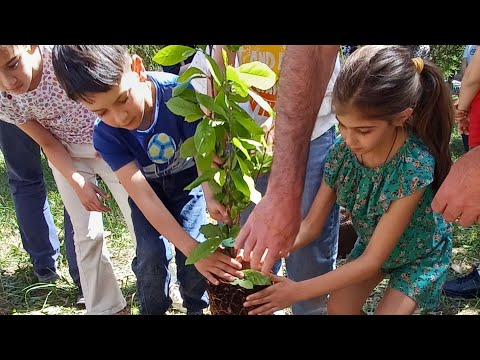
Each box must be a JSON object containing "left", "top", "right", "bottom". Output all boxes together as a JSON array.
[{"left": 49, "top": 143, "right": 136, "bottom": 315}]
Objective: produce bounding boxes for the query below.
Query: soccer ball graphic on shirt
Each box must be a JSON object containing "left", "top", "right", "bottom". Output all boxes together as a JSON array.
[{"left": 147, "top": 133, "right": 177, "bottom": 164}]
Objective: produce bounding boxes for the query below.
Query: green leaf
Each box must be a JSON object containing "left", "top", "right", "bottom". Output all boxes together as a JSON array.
[
  {"left": 226, "top": 66, "right": 249, "bottom": 97},
  {"left": 226, "top": 45, "right": 242, "bottom": 53},
  {"left": 230, "top": 93, "right": 250, "bottom": 103},
  {"left": 180, "top": 137, "right": 196, "bottom": 158},
  {"left": 179, "top": 88, "right": 198, "bottom": 103},
  {"left": 231, "top": 171, "right": 250, "bottom": 198},
  {"left": 153, "top": 45, "right": 195, "bottom": 66},
  {"left": 200, "top": 223, "right": 228, "bottom": 239},
  {"left": 221, "top": 237, "right": 235, "bottom": 248},
  {"left": 237, "top": 61, "right": 277, "bottom": 90},
  {"left": 166, "top": 97, "right": 204, "bottom": 120},
  {"left": 178, "top": 67, "right": 206, "bottom": 83},
  {"left": 194, "top": 119, "right": 216, "bottom": 156},
  {"left": 230, "top": 205, "right": 240, "bottom": 221},
  {"left": 242, "top": 269, "right": 272, "bottom": 286},
  {"left": 222, "top": 48, "right": 229, "bottom": 69},
  {"left": 186, "top": 236, "right": 224, "bottom": 265},
  {"left": 232, "top": 111, "right": 264, "bottom": 135},
  {"left": 208, "top": 178, "right": 222, "bottom": 195},
  {"left": 229, "top": 225, "right": 240, "bottom": 239},
  {"left": 213, "top": 169, "right": 226, "bottom": 186},
  {"left": 195, "top": 93, "right": 227, "bottom": 118},
  {"left": 233, "top": 83, "right": 248, "bottom": 98},
  {"left": 232, "top": 137, "right": 251, "bottom": 160},
  {"left": 236, "top": 156, "right": 251, "bottom": 176},
  {"left": 230, "top": 278, "right": 253, "bottom": 289},
  {"left": 195, "top": 151, "right": 213, "bottom": 175},
  {"left": 172, "top": 80, "right": 191, "bottom": 97},
  {"left": 205, "top": 53, "right": 224, "bottom": 86},
  {"left": 214, "top": 192, "right": 226, "bottom": 203},
  {"left": 243, "top": 174, "right": 262, "bottom": 204},
  {"left": 239, "top": 138, "right": 262, "bottom": 150},
  {"left": 184, "top": 168, "right": 219, "bottom": 191},
  {"left": 185, "top": 114, "right": 204, "bottom": 123}
]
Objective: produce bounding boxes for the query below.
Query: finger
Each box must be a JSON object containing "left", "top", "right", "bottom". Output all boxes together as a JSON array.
[
  {"left": 242, "top": 228, "right": 258, "bottom": 263},
  {"left": 93, "top": 184, "right": 110, "bottom": 200},
  {"left": 458, "top": 212, "right": 477, "bottom": 227},
  {"left": 218, "top": 253, "right": 243, "bottom": 270},
  {"left": 431, "top": 195, "right": 447, "bottom": 214},
  {"left": 90, "top": 199, "right": 111, "bottom": 213},
  {"left": 269, "top": 274, "right": 285, "bottom": 283},
  {"left": 250, "top": 245, "right": 267, "bottom": 271},
  {"left": 247, "top": 304, "right": 277, "bottom": 315},
  {"left": 442, "top": 205, "right": 462, "bottom": 223},
  {"left": 202, "top": 272, "right": 219, "bottom": 285},
  {"left": 250, "top": 305, "right": 279, "bottom": 315},
  {"left": 235, "top": 249, "right": 245, "bottom": 263},
  {"left": 211, "top": 268, "right": 237, "bottom": 282},
  {"left": 245, "top": 286, "right": 273, "bottom": 302},
  {"left": 260, "top": 248, "right": 279, "bottom": 275},
  {"left": 235, "top": 223, "right": 251, "bottom": 252}
]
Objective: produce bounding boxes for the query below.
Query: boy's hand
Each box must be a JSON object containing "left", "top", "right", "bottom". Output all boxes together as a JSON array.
[
  {"left": 205, "top": 195, "right": 231, "bottom": 224},
  {"left": 243, "top": 274, "right": 299, "bottom": 315},
  {"left": 74, "top": 180, "right": 111, "bottom": 212},
  {"left": 195, "top": 250, "right": 244, "bottom": 285}
]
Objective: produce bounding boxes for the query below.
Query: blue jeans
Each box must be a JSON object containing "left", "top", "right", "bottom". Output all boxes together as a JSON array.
[
  {"left": 130, "top": 166, "right": 208, "bottom": 314},
  {"left": 287, "top": 127, "right": 340, "bottom": 315},
  {"left": 0, "top": 121, "right": 77, "bottom": 280}
]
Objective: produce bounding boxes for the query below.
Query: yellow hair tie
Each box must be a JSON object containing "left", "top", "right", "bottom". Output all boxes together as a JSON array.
[{"left": 412, "top": 57, "right": 424, "bottom": 74}]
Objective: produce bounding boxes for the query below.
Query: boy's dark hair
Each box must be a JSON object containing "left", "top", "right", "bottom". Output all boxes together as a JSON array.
[
  {"left": 333, "top": 45, "right": 453, "bottom": 192},
  {"left": 52, "top": 45, "right": 131, "bottom": 102}
]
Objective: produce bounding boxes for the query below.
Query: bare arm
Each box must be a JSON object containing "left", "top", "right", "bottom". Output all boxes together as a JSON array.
[
  {"left": 18, "top": 120, "right": 110, "bottom": 212},
  {"left": 244, "top": 188, "right": 425, "bottom": 314},
  {"left": 235, "top": 45, "right": 339, "bottom": 273},
  {"left": 458, "top": 49, "right": 480, "bottom": 111},
  {"left": 116, "top": 161, "right": 243, "bottom": 284},
  {"left": 292, "top": 178, "right": 336, "bottom": 252}
]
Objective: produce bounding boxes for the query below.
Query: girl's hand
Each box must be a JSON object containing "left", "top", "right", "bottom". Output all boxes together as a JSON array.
[
  {"left": 243, "top": 274, "right": 299, "bottom": 315},
  {"left": 74, "top": 180, "right": 111, "bottom": 212},
  {"left": 195, "top": 249, "right": 244, "bottom": 285}
]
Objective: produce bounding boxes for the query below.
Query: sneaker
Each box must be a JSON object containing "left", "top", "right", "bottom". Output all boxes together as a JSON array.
[
  {"left": 169, "top": 283, "right": 186, "bottom": 312},
  {"left": 186, "top": 309, "right": 204, "bottom": 315},
  {"left": 76, "top": 287, "right": 86, "bottom": 308},
  {"left": 34, "top": 267, "right": 60, "bottom": 283},
  {"left": 443, "top": 265, "right": 480, "bottom": 299}
]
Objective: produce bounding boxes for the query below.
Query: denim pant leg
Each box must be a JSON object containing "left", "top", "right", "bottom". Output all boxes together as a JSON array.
[
  {"left": 168, "top": 168, "right": 208, "bottom": 312},
  {"left": 0, "top": 121, "right": 60, "bottom": 272},
  {"left": 285, "top": 127, "right": 340, "bottom": 315},
  {"left": 130, "top": 192, "right": 172, "bottom": 315},
  {"left": 63, "top": 208, "right": 80, "bottom": 287},
  {"left": 240, "top": 173, "right": 282, "bottom": 275}
]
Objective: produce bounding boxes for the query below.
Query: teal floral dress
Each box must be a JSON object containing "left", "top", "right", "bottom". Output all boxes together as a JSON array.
[{"left": 324, "top": 133, "right": 452, "bottom": 310}]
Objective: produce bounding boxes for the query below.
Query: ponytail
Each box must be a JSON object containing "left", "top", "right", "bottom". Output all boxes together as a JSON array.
[{"left": 410, "top": 61, "right": 454, "bottom": 192}]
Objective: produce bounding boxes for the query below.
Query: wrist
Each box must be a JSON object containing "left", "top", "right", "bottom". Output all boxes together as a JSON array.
[
  {"left": 70, "top": 172, "right": 85, "bottom": 191},
  {"left": 456, "top": 103, "right": 470, "bottom": 112}
]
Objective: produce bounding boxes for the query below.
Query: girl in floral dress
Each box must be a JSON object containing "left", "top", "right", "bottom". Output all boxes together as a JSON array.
[{"left": 243, "top": 45, "right": 454, "bottom": 315}]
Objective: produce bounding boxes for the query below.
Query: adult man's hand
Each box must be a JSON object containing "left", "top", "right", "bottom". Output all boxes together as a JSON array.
[
  {"left": 432, "top": 146, "right": 480, "bottom": 226},
  {"left": 235, "top": 192, "right": 301, "bottom": 274}
]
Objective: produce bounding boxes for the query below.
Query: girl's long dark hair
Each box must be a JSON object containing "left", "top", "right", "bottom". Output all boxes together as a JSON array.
[{"left": 332, "top": 45, "right": 453, "bottom": 192}]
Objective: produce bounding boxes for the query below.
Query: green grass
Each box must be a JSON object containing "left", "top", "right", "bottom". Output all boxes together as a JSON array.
[{"left": 1, "top": 127, "right": 480, "bottom": 315}]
